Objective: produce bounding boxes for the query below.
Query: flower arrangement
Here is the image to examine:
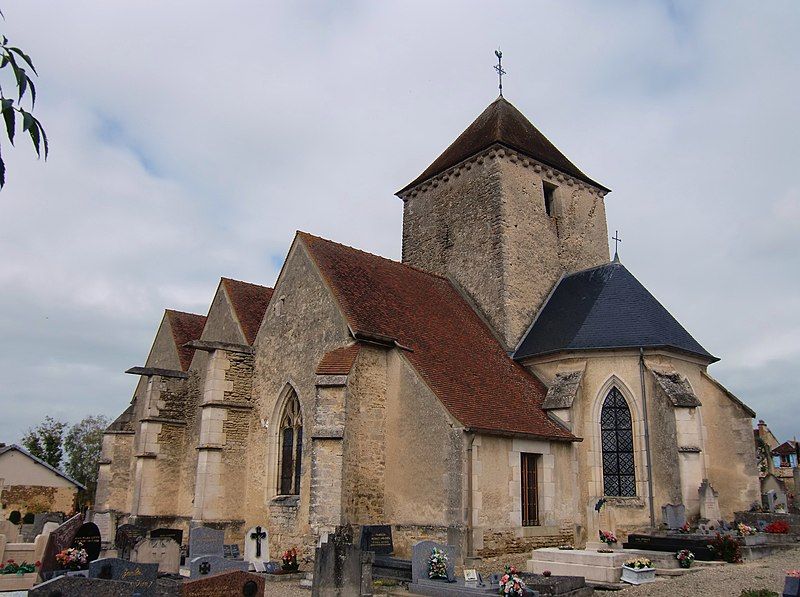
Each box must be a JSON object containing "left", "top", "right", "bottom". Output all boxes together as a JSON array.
[
  {"left": 737, "top": 523, "right": 756, "bottom": 537},
  {"left": 765, "top": 520, "right": 789, "bottom": 534},
  {"left": 281, "top": 547, "right": 299, "bottom": 571},
  {"left": 55, "top": 548, "right": 88, "bottom": 571},
  {"left": 599, "top": 530, "right": 617, "bottom": 545},
  {"left": 0, "top": 559, "right": 40, "bottom": 575},
  {"left": 624, "top": 557, "right": 654, "bottom": 570},
  {"left": 709, "top": 532, "right": 742, "bottom": 563},
  {"left": 428, "top": 547, "right": 448, "bottom": 580},
  {"left": 676, "top": 549, "right": 695, "bottom": 569},
  {"left": 542, "top": 570, "right": 552, "bottom": 577},
  {"left": 499, "top": 565, "right": 527, "bottom": 597},
  {"left": 679, "top": 522, "right": 692, "bottom": 533}
]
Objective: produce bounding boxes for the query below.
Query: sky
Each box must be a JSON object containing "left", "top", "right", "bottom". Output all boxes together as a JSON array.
[{"left": 0, "top": 1, "right": 798, "bottom": 444}]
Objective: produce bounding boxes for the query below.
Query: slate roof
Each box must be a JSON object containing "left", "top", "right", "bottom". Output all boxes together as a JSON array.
[
  {"left": 0, "top": 444, "right": 86, "bottom": 490},
  {"left": 165, "top": 310, "right": 207, "bottom": 371},
  {"left": 316, "top": 344, "right": 361, "bottom": 376},
  {"left": 515, "top": 261, "right": 717, "bottom": 362},
  {"left": 298, "top": 232, "right": 575, "bottom": 441},
  {"left": 398, "top": 96, "right": 608, "bottom": 194},
  {"left": 221, "top": 278, "right": 274, "bottom": 345}
]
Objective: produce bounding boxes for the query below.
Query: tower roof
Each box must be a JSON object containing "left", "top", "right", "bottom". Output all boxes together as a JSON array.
[
  {"left": 514, "top": 261, "right": 717, "bottom": 362},
  {"left": 398, "top": 96, "right": 609, "bottom": 194}
]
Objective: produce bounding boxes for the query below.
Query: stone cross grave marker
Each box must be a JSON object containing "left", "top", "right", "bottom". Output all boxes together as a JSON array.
[
  {"left": 132, "top": 536, "right": 181, "bottom": 574},
  {"left": 699, "top": 479, "right": 721, "bottom": 522},
  {"left": 189, "top": 526, "right": 224, "bottom": 558},
  {"left": 72, "top": 521, "right": 102, "bottom": 563},
  {"left": 662, "top": 503, "right": 686, "bottom": 530},
  {"left": 89, "top": 557, "right": 159, "bottom": 596},
  {"left": 244, "top": 525, "right": 269, "bottom": 567},
  {"left": 41, "top": 513, "right": 83, "bottom": 575},
  {"left": 29, "top": 574, "right": 139, "bottom": 596},
  {"left": 411, "top": 540, "right": 455, "bottom": 583},
  {"left": 114, "top": 523, "right": 147, "bottom": 560},
  {"left": 182, "top": 569, "right": 265, "bottom": 597},
  {"left": 360, "top": 524, "right": 394, "bottom": 555}
]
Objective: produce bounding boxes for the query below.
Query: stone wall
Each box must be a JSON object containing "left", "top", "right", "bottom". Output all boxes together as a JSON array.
[
  {"left": 0, "top": 485, "right": 76, "bottom": 514},
  {"left": 400, "top": 147, "right": 609, "bottom": 349},
  {"left": 96, "top": 431, "right": 134, "bottom": 514}
]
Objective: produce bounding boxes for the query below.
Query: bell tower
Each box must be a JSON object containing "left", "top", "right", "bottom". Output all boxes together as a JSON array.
[{"left": 397, "top": 97, "right": 611, "bottom": 350}]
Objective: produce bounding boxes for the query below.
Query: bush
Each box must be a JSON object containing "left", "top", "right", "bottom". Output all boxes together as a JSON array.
[
  {"left": 740, "top": 590, "right": 778, "bottom": 597},
  {"left": 8, "top": 511, "right": 21, "bottom": 524},
  {"left": 709, "top": 532, "right": 742, "bottom": 563},
  {"left": 764, "top": 520, "right": 789, "bottom": 534}
]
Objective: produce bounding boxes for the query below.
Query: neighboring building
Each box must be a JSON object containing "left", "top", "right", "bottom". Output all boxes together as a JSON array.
[
  {"left": 0, "top": 444, "right": 85, "bottom": 516},
  {"left": 96, "top": 96, "right": 760, "bottom": 560},
  {"left": 754, "top": 420, "right": 797, "bottom": 482}
]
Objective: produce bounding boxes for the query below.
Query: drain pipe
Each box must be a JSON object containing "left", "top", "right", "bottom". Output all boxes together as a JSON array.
[
  {"left": 466, "top": 432, "right": 476, "bottom": 560},
  {"left": 639, "top": 348, "right": 656, "bottom": 529}
]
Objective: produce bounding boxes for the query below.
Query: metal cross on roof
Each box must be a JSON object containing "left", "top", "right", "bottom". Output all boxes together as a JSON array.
[
  {"left": 494, "top": 49, "right": 506, "bottom": 97},
  {"left": 612, "top": 230, "right": 622, "bottom": 260}
]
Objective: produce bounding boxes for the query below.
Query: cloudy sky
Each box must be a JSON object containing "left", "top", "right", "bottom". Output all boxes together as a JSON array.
[{"left": 0, "top": 1, "right": 798, "bottom": 445}]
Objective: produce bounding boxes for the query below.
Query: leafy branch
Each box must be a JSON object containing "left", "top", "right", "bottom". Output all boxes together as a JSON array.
[{"left": 0, "top": 26, "right": 47, "bottom": 189}]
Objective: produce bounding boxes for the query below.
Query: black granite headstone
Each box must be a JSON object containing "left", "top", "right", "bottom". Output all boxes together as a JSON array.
[
  {"left": 360, "top": 525, "right": 394, "bottom": 555},
  {"left": 72, "top": 522, "right": 102, "bottom": 562},
  {"left": 29, "top": 574, "right": 138, "bottom": 596},
  {"left": 89, "top": 557, "right": 158, "bottom": 596},
  {"left": 114, "top": 523, "right": 147, "bottom": 560}
]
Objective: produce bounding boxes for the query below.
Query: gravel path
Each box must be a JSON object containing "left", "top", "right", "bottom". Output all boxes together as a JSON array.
[{"left": 616, "top": 547, "right": 800, "bottom": 596}]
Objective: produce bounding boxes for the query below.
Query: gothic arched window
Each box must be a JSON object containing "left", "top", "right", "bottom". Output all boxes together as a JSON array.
[
  {"left": 277, "top": 390, "right": 303, "bottom": 495},
  {"left": 600, "top": 387, "right": 636, "bottom": 497}
]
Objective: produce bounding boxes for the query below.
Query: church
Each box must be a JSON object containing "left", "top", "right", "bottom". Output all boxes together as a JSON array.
[{"left": 95, "top": 95, "right": 760, "bottom": 561}]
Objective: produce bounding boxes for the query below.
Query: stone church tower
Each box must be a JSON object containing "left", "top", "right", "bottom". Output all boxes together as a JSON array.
[{"left": 398, "top": 97, "right": 611, "bottom": 350}]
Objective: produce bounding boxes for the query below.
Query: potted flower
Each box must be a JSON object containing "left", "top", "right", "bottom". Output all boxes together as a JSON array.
[
  {"left": 737, "top": 523, "right": 756, "bottom": 537},
  {"left": 428, "top": 547, "right": 448, "bottom": 580},
  {"left": 499, "top": 565, "right": 527, "bottom": 596},
  {"left": 679, "top": 522, "right": 691, "bottom": 534},
  {"left": 55, "top": 548, "right": 88, "bottom": 573},
  {"left": 281, "top": 547, "right": 299, "bottom": 572},
  {"left": 598, "top": 530, "right": 617, "bottom": 552},
  {"left": 784, "top": 570, "right": 800, "bottom": 597},
  {"left": 676, "top": 549, "right": 694, "bottom": 569},
  {"left": 621, "top": 557, "right": 655, "bottom": 585},
  {"left": 0, "top": 560, "right": 40, "bottom": 591}
]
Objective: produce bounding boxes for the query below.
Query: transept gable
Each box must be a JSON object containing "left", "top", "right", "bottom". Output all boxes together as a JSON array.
[
  {"left": 221, "top": 277, "right": 274, "bottom": 345},
  {"left": 200, "top": 283, "right": 249, "bottom": 346}
]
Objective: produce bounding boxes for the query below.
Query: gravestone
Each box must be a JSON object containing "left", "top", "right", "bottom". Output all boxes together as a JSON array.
[
  {"left": 699, "top": 479, "right": 721, "bottom": 522},
  {"left": 89, "top": 557, "right": 158, "bottom": 596},
  {"left": 41, "top": 513, "right": 84, "bottom": 575},
  {"left": 132, "top": 536, "right": 181, "bottom": 574},
  {"left": 29, "top": 574, "right": 139, "bottom": 596},
  {"left": 72, "top": 521, "right": 102, "bottom": 562},
  {"left": 244, "top": 525, "right": 269, "bottom": 567},
  {"left": 312, "top": 527, "right": 373, "bottom": 597},
  {"left": 766, "top": 490, "right": 778, "bottom": 512},
  {"left": 360, "top": 524, "right": 393, "bottom": 555},
  {"left": 151, "top": 527, "right": 184, "bottom": 546},
  {"left": 115, "top": 523, "right": 147, "bottom": 560},
  {"left": 411, "top": 540, "right": 455, "bottom": 583},
  {"left": 189, "top": 526, "right": 224, "bottom": 558},
  {"left": 189, "top": 554, "right": 249, "bottom": 578},
  {"left": 182, "top": 569, "right": 265, "bottom": 597},
  {"left": 33, "top": 512, "right": 64, "bottom": 537},
  {"left": 662, "top": 504, "right": 686, "bottom": 530},
  {"left": 0, "top": 519, "right": 20, "bottom": 542},
  {"left": 92, "top": 511, "right": 113, "bottom": 542}
]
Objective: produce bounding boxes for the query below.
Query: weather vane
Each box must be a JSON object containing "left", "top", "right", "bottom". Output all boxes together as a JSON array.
[
  {"left": 612, "top": 230, "right": 622, "bottom": 260},
  {"left": 494, "top": 49, "right": 506, "bottom": 97}
]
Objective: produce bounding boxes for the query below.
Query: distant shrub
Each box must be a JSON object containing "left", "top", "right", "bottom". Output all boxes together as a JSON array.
[
  {"left": 709, "top": 533, "right": 742, "bottom": 563},
  {"left": 740, "top": 590, "right": 778, "bottom": 597},
  {"left": 765, "top": 520, "right": 789, "bottom": 534}
]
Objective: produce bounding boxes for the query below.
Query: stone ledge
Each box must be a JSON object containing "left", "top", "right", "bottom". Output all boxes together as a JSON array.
[
  {"left": 312, "top": 427, "right": 344, "bottom": 439},
  {"left": 125, "top": 366, "right": 188, "bottom": 379},
  {"left": 196, "top": 443, "right": 225, "bottom": 451},
  {"left": 200, "top": 400, "right": 254, "bottom": 411},
  {"left": 186, "top": 339, "right": 254, "bottom": 354},
  {"left": 315, "top": 374, "right": 348, "bottom": 387},
  {"left": 103, "top": 430, "right": 135, "bottom": 435},
  {"left": 135, "top": 452, "right": 158, "bottom": 459},
  {"left": 678, "top": 446, "right": 701, "bottom": 453},
  {"left": 140, "top": 417, "right": 186, "bottom": 426},
  {"left": 98, "top": 459, "right": 112, "bottom": 465}
]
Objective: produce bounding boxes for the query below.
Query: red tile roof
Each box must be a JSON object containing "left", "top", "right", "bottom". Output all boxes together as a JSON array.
[
  {"left": 316, "top": 344, "right": 361, "bottom": 375},
  {"left": 165, "top": 309, "right": 207, "bottom": 371},
  {"left": 772, "top": 441, "right": 798, "bottom": 457},
  {"left": 298, "top": 232, "right": 576, "bottom": 441},
  {"left": 221, "top": 278, "right": 274, "bottom": 345}
]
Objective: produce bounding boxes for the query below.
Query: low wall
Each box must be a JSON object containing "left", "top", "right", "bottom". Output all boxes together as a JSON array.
[{"left": 735, "top": 511, "right": 800, "bottom": 534}]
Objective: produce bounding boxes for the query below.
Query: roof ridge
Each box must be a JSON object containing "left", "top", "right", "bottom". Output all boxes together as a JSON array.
[
  {"left": 221, "top": 276, "right": 273, "bottom": 291},
  {"left": 296, "top": 231, "right": 451, "bottom": 282},
  {"left": 165, "top": 308, "right": 207, "bottom": 319}
]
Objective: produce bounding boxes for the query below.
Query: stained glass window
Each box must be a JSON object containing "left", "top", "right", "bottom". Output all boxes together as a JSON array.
[
  {"left": 278, "top": 390, "right": 303, "bottom": 495},
  {"left": 601, "top": 387, "right": 636, "bottom": 497}
]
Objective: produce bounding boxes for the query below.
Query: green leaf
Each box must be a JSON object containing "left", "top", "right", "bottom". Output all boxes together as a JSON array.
[
  {"left": 9, "top": 47, "right": 37, "bottom": 75},
  {"left": 2, "top": 99, "right": 14, "bottom": 144},
  {"left": 33, "top": 115, "right": 48, "bottom": 158},
  {"left": 17, "top": 67, "right": 27, "bottom": 102},
  {"left": 0, "top": 146, "right": 5, "bottom": 189},
  {"left": 20, "top": 109, "right": 40, "bottom": 157},
  {"left": 27, "top": 77, "right": 36, "bottom": 107}
]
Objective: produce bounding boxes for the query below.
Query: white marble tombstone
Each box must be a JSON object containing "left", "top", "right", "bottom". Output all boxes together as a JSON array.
[
  {"left": 243, "top": 525, "right": 269, "bottom": 569},
  {"left": 699, "top": 479, "right": 721, "bottom": 522},
  {"left": 131, "top": 536, "right": 181, "bottom": 574}
]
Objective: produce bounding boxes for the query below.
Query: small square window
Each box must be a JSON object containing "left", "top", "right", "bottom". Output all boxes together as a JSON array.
[{"left": 543, "top": 181, "right": 557, "bottom": 217}]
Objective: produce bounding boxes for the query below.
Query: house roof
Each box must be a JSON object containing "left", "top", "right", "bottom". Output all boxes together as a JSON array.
[
  {"left": 398, "top": 96, "right": 608, "bottom": 194},
  {"left": 772, "top": 441, "right": 798, "bottom": 457},
  {"left": 298, "top": 231, "right": 576, "bottom": 441},
  {"left": 316, "top": 343, "right": 361, "bottom": 375},
  {"left": 0, "top": 444, "right": 86, "bottom": 490},
  {"left": 165, "top": 309, "right": 207, "bottom": 371},
  {"left": 515, "top": 260, "right": 717, "bottom": 363},
  {"left": 221, "top": 278, "right": 274, "bottom": 345}
]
